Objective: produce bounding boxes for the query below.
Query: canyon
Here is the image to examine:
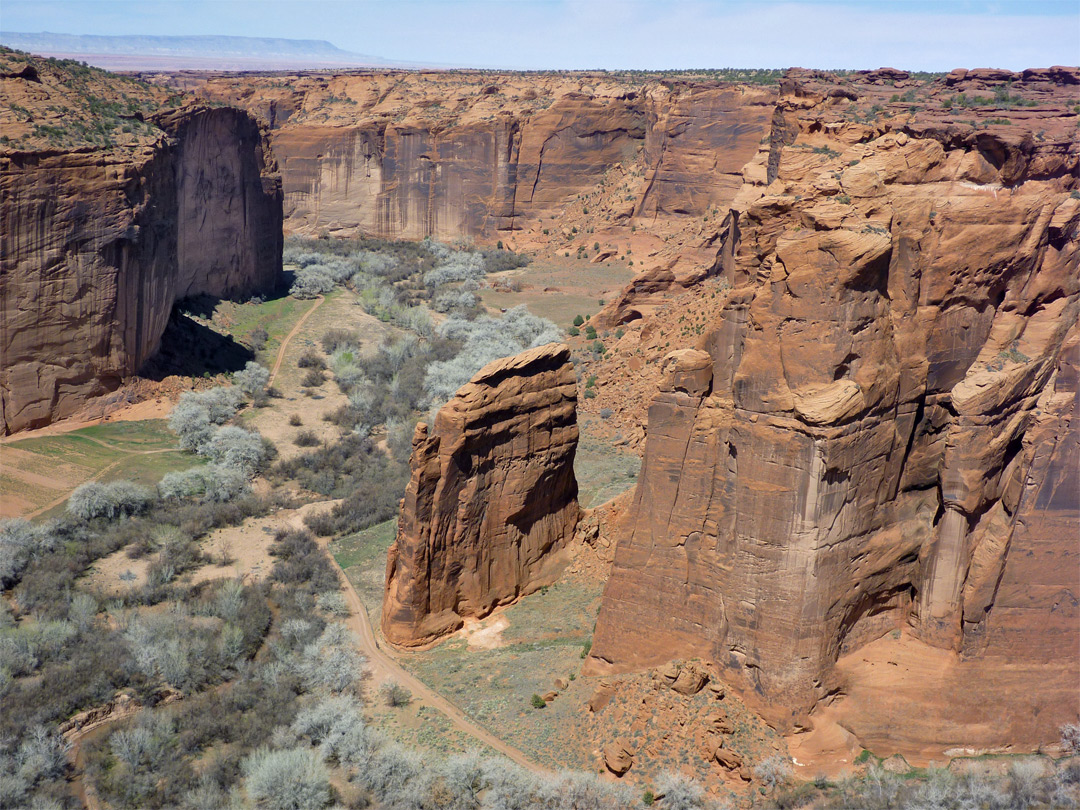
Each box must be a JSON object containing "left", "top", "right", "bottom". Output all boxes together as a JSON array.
[{"left": 3, "top": 50, "right": 1077, "bottom": 763}]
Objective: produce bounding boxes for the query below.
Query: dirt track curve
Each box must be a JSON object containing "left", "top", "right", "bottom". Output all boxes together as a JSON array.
[
  {"left": 268, "top": 295, "right": 323, "bottom": 387},
  {"left": 316, "top": 533, "right": 546, "bottom": 773}
]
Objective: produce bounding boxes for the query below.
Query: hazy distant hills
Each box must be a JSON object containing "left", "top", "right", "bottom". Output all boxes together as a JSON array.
[{"left": 0, "top": 32, "right": 420, "bottom": 71}]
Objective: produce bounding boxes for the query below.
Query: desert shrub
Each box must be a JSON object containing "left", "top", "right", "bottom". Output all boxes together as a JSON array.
[
  {"left": 481, "top": 248, "right": 530, "bottom": 274},
  {"left": 1063, "top": 723, "right": 1080, "bottom": 754},
  {"left": 233, "top": 361, "right": 270, "bottom": 397},
  {"left": 423, "top": 249, "right": 486, "bottom": 288},
  {"left": 296, "top": 624, "right": 365, "bottom": 693},
  {"left": 168, "top": 405, "right": 215, "bottom": 451},
  {"left": 290, "top": 266, "right": 335, "bottom": 299},
  {"left": 321, "top": 328, "right": 359, "bottom": 354},
  {"left": 539, "top": 771, "right": 635, "bottom": 809},
  {"left": 288, "top": 414, "right": 303, "bottom": 427},
  {"left": 297, "top": 349, "right": 326, "bottom": 370},
  {"left": 291, "top": 694, "right": 364, "bottom": 745},
  {"left": 169, "top": 387, "right": 245, "bottom": 452},
  {"left": 68, "top": 480, "right": 153, "bottom": 520},
  {"left": 67, "top": 592, "right": 98, "bottom": 633},
  {"left": 269, "top": 530, "right": 339, "bottom": 595},
  {"left": 387, "top": 417, "right": 419, "bottom": 463},
  {"left": 242, "top": 746, "right": 331, "bottom": 810},
  {"left": 319, "top": 712, "right": 376, "bottom": 770},
  {"left": 248, "top": 326, "right": 269, "bottom": 352},
  {"left": 398, "top": 306, "right": 434, "bottom": 336},
  {"left": 0, "top": 519, "right": 57, "bottom": 591},
  {"left": 380, "top": 680, "right": 412, "bottom": 707},
  {"left": 158, "top": 464, "right": 249, "bottom": 503},
  {"left": 0, "top": 725, "right": 70, "bottom": 808},
  {"left": 276, "top": 434, "right": 408, "bottom": 535},
  {"left": 294, "top": 430, "right": 321, "bottom": 448},
  {"left": 302, "top": 368, "right": 325, "bottom": 388},
  {"left": 754, "top": 755, "right": 793, "bottom": 792},
  {"left": 356, "top": 742, "right": 423, "bottom": 804},
  {"left": 315, "top": 591, "right": 348, "bottom": 617},
  {"left": 423, "top": 306, "right": 560, "bottom": 409},
  {"left": 201, "top": 426, "right": 270, "bottom": 474},
  {"left": 433, "top": 288, "right": 480, "bottom": 315},
  {"left": 655, "top": 771, "right": 708, "bottom": 810}
]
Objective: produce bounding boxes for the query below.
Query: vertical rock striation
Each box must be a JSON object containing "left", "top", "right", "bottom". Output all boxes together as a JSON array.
[
  {"left": 382, "top": 343, "right": 579, "bottom": 647},
  {"left": 182, "top": 73, "right": 776, "bottom": 241},
  {"left": 0, "top": 104, "right": 282, "bottom": 433}
]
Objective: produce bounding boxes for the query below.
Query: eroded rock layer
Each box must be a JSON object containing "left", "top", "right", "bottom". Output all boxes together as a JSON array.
[
  {"left": 382, "top": 343, "right": 579, "bottom": 646},
  {"left": 1, "top": 65, "right": 282, "bottom": 433},
  {"left": 588, "top": 68, "right": 1079, "bottom": 747}
]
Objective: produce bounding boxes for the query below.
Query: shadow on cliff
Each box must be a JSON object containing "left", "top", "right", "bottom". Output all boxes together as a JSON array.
[{"left": 138, "top": 306, "right": 255, "bottom": 380}]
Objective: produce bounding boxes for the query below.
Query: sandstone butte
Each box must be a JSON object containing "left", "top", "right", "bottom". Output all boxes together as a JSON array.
[
  {"left": 381, "top": 342, "right": 579, "bottom": 647},
  {"left": 3, "top": 52, "right": 1078, "bottom": 758},
  {"left": 0, "top": 51, "right": 282, "bottom": 434}
]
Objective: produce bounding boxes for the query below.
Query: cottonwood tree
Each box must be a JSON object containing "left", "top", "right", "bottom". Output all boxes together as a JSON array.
[
  {"left": 242, "top": 746, "right": 331, "bottom": 810},
  {"left": 234, "top": 361, "right": 270, "bottom": 397}
]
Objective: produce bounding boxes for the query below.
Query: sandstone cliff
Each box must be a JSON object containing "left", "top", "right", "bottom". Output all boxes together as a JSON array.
[
  {"left": 0, "top": 52, "right": 282, "bottom": 433},
  {"left": 587, "top": 68, "right": 1080, "bottom": 748},
  {"left": 382, "top": 343, "right": 579, "bottom": 646},
  {"left": 173, "top": 71, "right": 776, "bottom": 243}
]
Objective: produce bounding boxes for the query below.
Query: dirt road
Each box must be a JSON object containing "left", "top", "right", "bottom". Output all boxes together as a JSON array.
[
  {"left": 268, "top": 295, "right": 323, "bottom": 387},
  {"left": 317, "top": 536, "right": 545, "bottom": 773}
]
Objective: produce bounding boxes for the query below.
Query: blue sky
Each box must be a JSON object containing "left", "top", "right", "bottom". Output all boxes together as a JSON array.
[{"left": 3, "top": 1, "right": 1078, "bottom": 70}]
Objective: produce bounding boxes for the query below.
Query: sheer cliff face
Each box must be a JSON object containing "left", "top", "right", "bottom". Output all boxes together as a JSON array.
[
  {"left": 588, "top": 69, "right": 1079, "bottom": 743},
  {"left": 382, "top": 343, "right": 579, "bottom": 647},
  {"left": 0, "top": 105, "right": 282, "bottom": 433},
  {"left": 187, "top": 73, "right": 776, "bottom": 240},
  {"left": 156, "top": 107, "right": 283, "bottom": 300}
]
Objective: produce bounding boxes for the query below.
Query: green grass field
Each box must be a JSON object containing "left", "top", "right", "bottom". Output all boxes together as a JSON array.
[
  {"left": 393, "top": 573, "right": 604, "bottom": 771},
  {"left": 332, "top": 518, "right": 398, "bottom": 622},
  {"left": 203, "top": 293, "right": 317, "bottom": 366},
  {"left": 1, "top": 419, "right": 200, "bottom": 520}
]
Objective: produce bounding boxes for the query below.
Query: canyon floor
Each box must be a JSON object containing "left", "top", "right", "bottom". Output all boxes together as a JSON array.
[{"left": 6, "top": 246, "right": 1063, "bottom": 808}]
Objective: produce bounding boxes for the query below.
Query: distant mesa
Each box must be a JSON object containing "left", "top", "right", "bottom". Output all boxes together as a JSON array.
[{"left": 0, "top": 32, "right": 420, "bottom": 71}]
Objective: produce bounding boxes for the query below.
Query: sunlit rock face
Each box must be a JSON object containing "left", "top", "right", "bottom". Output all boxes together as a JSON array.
[
  {"left": 587, "top": 67, "right": 1079, "bottom": 750},
  {"left": 382, "top": 343, "right": 579, "bottom": 647},
  {"left": 184, "top": 71, "right": 777, "bottom": 240},
  {"left": 1, "top": 104, "right": 282, "bottom": 433}
]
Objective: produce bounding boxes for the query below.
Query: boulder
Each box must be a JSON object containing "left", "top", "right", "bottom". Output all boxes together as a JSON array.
[
  {"left": 603, "top": 739, "right": 634, "bottom": 776},
  {"left": 710, "top": 709, "right": 734, "bottom": 734},
  {"left": 656, "top": 661, "right": 681, "bottom": 685},
  {"left": 671, "top": 664, "right": 710, "bottom": 695},
  {"left": 658, "top": 350, "right": 713, "bottom": 397},
  {"left": 587, "top": 681, "right": 616, "bottom": 714},
  {"left": 714, "top": 746, "right": 744, "bottom": 770}
]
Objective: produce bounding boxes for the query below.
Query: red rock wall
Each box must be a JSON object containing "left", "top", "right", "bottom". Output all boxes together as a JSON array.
[
  {"left": 0, "top": 105, "right": 282, "bottom": 434},
  {"left": 185, "top": 73, "right": 775, "bottom": 240},
  {"left": 382, "top": 343, "right": 579, "bottom": 647},
  {"left": 588, "top": 71, "right": 1080, "bottom": 745}
]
